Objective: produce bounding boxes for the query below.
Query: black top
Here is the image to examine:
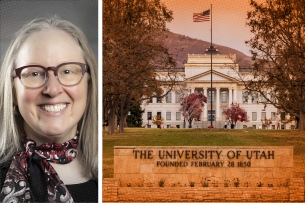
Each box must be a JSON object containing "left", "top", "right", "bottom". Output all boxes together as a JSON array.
[
  {"left": 66, "top": 179, "right": 98, "bottom": 203},
  {"left": 0, "top": 159, "right": 98, "bottom": 202}
]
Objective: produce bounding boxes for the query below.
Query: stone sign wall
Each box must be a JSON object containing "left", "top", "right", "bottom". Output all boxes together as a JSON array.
[
  {"left": 103, "top": 146, "right": 304, "bottom": 202},
  {"left": 114, "top": 146, "right": 293, "bottom": 188}
]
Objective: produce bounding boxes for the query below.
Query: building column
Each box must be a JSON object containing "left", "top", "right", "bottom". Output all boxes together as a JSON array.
[
  {"left": 172, "top": 91, "right": 175, "bottom": 104},
  {"left": 162, "top": 96, "right": 165, "bottom": 103},
  {"left": 229, "top": 88, "right": 232, "bottom": 105},
  {"left": 233, "top": 88, "right": 237, "bottom": 103},
  {"left": 216, "top": 88, "right": 220, "bottom": 121},
  {"left": 190, "top": 88, "right": 194, "bottom": 94},
  {"left": 204, "top": 88, "right": 207, "bottom": 121}
]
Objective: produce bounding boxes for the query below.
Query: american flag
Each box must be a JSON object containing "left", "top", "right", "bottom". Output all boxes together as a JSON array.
[{"left": 193, "top": 9, "right": 210, "bottom": 22}]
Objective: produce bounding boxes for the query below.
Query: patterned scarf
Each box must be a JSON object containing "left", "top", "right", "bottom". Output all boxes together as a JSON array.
[{"left": 0, "top": 132, "right": 78, "bottom": 202}]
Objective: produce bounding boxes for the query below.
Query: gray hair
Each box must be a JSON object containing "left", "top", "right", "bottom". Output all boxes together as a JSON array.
[{"left": 0, "top": 16, "right": 98, "bottom": 179}]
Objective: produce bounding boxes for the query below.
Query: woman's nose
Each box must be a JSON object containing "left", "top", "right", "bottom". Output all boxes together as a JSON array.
[{"left": 42, "top": 71, "right": 63, "bottom": 97}]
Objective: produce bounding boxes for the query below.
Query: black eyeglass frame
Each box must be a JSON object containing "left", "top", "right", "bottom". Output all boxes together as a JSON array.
[{"left": 13, "top": 62, "right": 89, "bottom": 88}]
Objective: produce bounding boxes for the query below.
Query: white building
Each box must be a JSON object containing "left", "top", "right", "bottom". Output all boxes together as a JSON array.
[{"left": 141, "top": 47, "right": 295, "bottom": 129}]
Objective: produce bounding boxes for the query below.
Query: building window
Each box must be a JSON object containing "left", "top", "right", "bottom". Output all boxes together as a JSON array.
[
  {"left": 281, "top": 112, "right": 286, "bottom": 120},
  {"left": 208, "top": 90, "right": 215, "bottom": 103},
  {"left": 176, "top": 112, "right": 181, "bottom": 120},
  {"left": 147, "top": 112, "right": 152, "bottom": 120},
  {"left": 271, "top": 112, "right": 276, "bottom": 121},
  {"left": 261, "top": 91, "right": 267, "bottom": 103},
  {"left": 208, "top": 110, "right": 215, "bottom": 121},
  {"left": 195, "top": 88, "right": 203, "bottom": 94},
  {"left": 221, "top": 91, "right": 227, "bottom": 103},
  {"left": 148, "top": 98, "right": 153, "bottom": 103},
  {"left": 166, "top": 92, "right": 172, "bottom": 103},
  {"left": 242, "top": 90, "right": 248, "bottom": 103},
  {"left": 175, "top": 91, "right": 181, "bottom": 103},
  {"left": 251, "top": 91, "right": 258, "bottom": 104},
  {"left": 157, "top": 97, "right": 162, "bottom": 103},
  {"left": 166, "top": 112, "right": 171, "bottom": 120},
  {"left": 261, "top": 112, "right": 266, "bottom": 120},
  {"left": 252, "top": 112, "right": 257, "bottom": 121}
]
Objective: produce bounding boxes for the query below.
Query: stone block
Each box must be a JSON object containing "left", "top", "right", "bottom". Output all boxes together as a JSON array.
[
  {"left": 140, "top": 163, "right": 153, "bottom": 173},
  {"left": 114, "top": 156, "right": 141, "bottom": 173},
  {"left": 273, "top": 167, "right": 293, "bottom": 179},
  {"left": 114, "top": 146, "right": 135, "bottom": 156}
]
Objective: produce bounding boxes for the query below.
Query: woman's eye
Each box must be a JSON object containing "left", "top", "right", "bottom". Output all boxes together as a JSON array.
[
  {"left": 62, "top": 70, "right": 73, "bottom": 74},
  {"left": 23, "top": 71, "right": 44, "bottom": 78},
  {"left": 31, "top": 72, "right": 39, "bottom": 76}
]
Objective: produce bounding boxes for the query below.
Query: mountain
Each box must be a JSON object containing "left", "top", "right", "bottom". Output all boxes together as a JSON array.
[{"left": 164, "top": 31, "right": 253, "bottom": 69}]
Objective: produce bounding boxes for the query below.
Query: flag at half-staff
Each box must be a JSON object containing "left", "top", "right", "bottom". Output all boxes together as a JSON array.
[{"left": 193, "top": 9, "right": 210, "bottom": 22}]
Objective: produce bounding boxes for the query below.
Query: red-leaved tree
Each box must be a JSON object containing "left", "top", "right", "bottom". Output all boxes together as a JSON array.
[
  {"left": 222, "top": 102, "right": 249, "bottom": 128},
  {"left": 179, "top": 93, "right": 207, "bottom": 128}
]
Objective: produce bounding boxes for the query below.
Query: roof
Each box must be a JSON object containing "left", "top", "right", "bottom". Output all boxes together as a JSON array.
[{"left": 185, "top": 69, "right": 240, "bottom": 84}]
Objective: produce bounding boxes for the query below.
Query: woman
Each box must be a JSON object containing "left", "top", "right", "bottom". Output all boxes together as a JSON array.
[{"left": 0, "top": 16, "right": 98, "bottom": 202}]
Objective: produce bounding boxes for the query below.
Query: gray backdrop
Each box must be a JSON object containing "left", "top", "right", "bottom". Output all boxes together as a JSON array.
[{"left": 0, "top": 0, "right": 98, "bottom": 65}]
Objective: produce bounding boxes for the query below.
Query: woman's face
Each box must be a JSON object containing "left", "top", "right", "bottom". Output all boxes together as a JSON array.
[{"left": 14, "top": 29, "right": 88, "bottom": 145}]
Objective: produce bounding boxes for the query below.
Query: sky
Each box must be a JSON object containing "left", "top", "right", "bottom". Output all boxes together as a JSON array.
[{"left": 162, "top": 0, "right": 264, "bottom": 56}]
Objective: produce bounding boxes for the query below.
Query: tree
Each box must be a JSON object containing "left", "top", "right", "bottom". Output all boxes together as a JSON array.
[
  {"left": 261, "top": 118, "right": 272, "bottom": 129},
  {"left": 179, "top": 93, "right": 207, "bottom": 128},
  {"left": 279, "top": 113, "right": 296, "bottom": 128},
  {"left": 222, "top": 102, "right": 249, "bottom": 128},
  {"left": 244, "top": 0, "right": 305, "bottom": 131},
  {"left": 152, "top": 114, "right": 164, "bottom": 128},
  {"left": 103, "top": 0, "right": 178, "bottom": 135},
  {"left": 126, "top": 102, "right": 144, "bottom": 127}
]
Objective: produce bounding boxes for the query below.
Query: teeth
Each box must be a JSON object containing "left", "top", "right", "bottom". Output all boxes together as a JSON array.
[{"left": 41, "top": 104, "right": 67, "bottom": 112}]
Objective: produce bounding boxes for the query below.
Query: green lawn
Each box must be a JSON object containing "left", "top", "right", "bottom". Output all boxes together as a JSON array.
[{"left": 103, "top": 128, "right": 305, "bottom": 179}]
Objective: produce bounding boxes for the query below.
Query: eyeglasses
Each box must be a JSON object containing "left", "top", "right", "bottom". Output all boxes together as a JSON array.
[{"left": 13, "top": 62, "right": 89, "bottom": 88}]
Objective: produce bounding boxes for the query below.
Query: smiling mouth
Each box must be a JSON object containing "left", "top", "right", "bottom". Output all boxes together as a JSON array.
[{"left": 40, "top": 104, "right": 67, "bottom": 112}]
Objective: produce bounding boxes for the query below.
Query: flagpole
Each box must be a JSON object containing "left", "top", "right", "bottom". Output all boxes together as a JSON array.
[
  {"left": 210, "top": 4, "right": 213, "bottom": 127},
  {"left": 193, "top": 7, "right": 213, "bottom": 127}
]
